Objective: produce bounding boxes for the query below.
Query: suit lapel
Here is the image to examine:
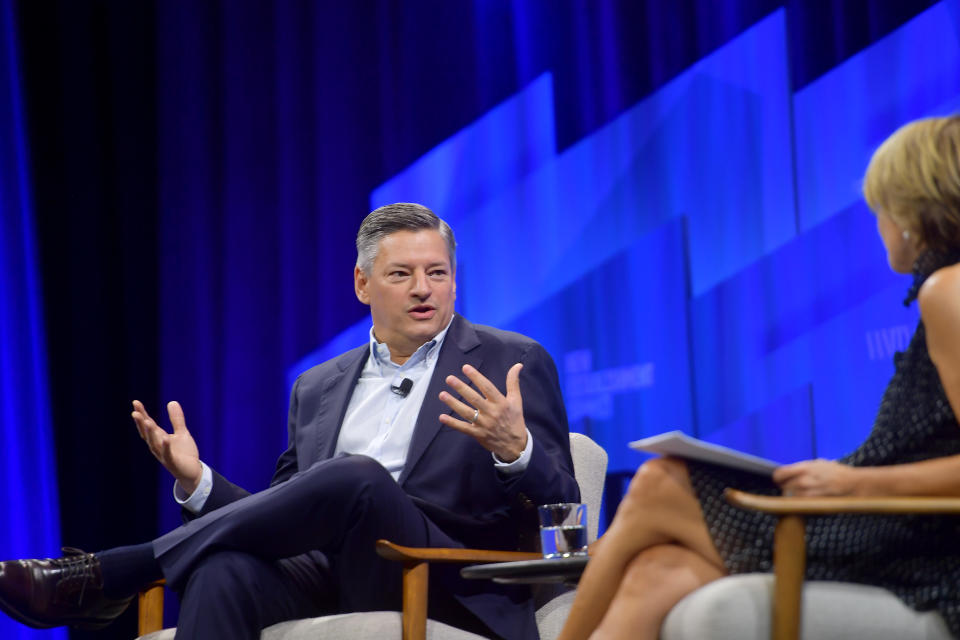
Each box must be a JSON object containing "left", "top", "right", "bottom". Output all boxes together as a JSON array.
[
  {"left": 313, "top": 345, "right": 368, "bottom": 461},
  {"left": 399, "top": 314, "right": 482, "bottom": 486}
]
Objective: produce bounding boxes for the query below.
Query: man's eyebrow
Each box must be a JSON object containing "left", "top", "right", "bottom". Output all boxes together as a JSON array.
[{"left": 384, "top": 261, "right": 450, "bottom": 269}]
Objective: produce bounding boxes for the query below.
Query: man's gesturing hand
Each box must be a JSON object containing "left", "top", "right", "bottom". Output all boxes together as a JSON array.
[
  {"left": 132, "top": 399, "right": 203, "bottom": 494},
  {"left": 438, "top": 363, "right": 528, "bottom": 462}
]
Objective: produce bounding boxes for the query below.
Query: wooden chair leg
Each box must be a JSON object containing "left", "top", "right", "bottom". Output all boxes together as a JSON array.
[
  {"left": 138, "top": 582, "right": 166, "bottom": 636},
  {"left": 401, "top": 561, "right": 429, "bottom": 640},
  {"left": 771, "top": 515, "right": 806, "bottom": 640}
]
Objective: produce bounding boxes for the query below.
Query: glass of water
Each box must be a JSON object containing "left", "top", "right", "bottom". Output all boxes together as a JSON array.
[{"left": 537, "top": 502, "right": 588, "bottom": 558}]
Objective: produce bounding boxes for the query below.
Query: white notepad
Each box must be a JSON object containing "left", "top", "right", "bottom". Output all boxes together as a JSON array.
[{"left": 628, "top": 430, "right": 781, "bottom": 476}]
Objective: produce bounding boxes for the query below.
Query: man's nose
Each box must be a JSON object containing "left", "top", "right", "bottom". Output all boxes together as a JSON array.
[{"left": 410, "top": 271, "right": 430, "bottom": 296}]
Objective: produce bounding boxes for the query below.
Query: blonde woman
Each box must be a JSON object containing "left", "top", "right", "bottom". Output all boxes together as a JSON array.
[{"left": 558, "top": 116, "right": 960, "bottom": 640}]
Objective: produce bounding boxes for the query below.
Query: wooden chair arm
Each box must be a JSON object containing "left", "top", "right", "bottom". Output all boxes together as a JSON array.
[
  {"left": 375, "top": 539, "right": 540, "bottom": 640},
  {"left": 135, "top": 543, "right": 538, "bottom": 640},
  {"left": 375, "top": 539, "right": 541, "bottom": 564},
  {"left": 723, "top": 489, "right": 960, "bottom": 640},
  {"left": 138, "top": 580, "right": 166, "bottom": 637},
  {"left": 725, "top": 489, "right": 960, "bottom": 515}
]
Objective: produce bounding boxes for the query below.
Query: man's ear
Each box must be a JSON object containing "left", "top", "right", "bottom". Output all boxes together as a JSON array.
[{"left": 354, "top": 266, "right": 371, "bottom": 305}]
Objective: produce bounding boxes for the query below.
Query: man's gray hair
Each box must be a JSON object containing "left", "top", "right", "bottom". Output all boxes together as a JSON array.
[{"left": 355, "top": 203, "right": 457, "bottom": 273}]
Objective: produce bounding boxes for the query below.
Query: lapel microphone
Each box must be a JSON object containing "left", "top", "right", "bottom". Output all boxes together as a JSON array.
[{"left": 391, "top": 378, "right": 414, "bottom": 397}]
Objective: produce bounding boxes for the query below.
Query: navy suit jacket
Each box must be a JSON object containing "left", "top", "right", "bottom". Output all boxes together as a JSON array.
[{"left": 194, "top": 314, "right": 579, "bottom": 637}]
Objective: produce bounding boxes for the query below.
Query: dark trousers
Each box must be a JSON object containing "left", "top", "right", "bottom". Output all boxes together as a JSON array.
[{"left": 151, "top": 455, "right": 471, "bottom": 640}]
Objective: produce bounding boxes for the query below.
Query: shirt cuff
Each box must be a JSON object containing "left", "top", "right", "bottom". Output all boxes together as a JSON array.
[
  {"left": 173, "top": 461, "right": 213, "bottom": 513},
  {"left": 493, "top": 429, "right": 533, "bottom": 474}
]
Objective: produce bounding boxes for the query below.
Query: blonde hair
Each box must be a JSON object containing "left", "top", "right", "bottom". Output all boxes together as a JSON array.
[{"left": 863, "top": 115, "right": 960, "bottom": 253}]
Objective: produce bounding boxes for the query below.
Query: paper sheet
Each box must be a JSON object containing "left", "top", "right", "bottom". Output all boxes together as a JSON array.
[{"left": 628, "top": 430, "right": 781, "bottom": 476}]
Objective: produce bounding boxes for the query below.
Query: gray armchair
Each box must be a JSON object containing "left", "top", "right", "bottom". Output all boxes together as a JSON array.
[
  {"left": 661, "top": 490, "right": 957, "bottom": 640},
  {"left": 137, "top": 432, "right": 608, "bottom": 640}
]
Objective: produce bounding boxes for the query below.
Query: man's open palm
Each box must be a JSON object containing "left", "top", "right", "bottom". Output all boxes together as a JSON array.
[{"left": 132, "top": 399, "right": 203, "bottom": 493}]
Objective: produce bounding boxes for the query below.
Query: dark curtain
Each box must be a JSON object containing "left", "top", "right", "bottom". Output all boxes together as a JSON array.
[
  {"left": 8, "top": 2, "right": 940, "bottom": 639},
  {"left": 0, "top": 0, "right": 63, "bottom": 638}
]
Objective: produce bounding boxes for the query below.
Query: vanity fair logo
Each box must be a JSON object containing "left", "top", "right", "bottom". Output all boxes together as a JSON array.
[
  {"left": 563, "top": 349, "right": 655, "bottom": 421},
  {"left": 864, "top": 325, "right": 911, "bottom": 361}
]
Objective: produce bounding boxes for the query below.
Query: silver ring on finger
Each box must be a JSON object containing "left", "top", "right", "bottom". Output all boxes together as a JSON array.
[{"left": 472, "top": 408, "right": 480, "bottom": 424}]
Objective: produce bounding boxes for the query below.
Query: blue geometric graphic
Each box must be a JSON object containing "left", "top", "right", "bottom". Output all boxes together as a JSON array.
[
  {"left": 507, "top": 219, "right": 693, "bottom": 473},
  {"left": 794, "top": 0, "right": 960, "bottom": 231}
]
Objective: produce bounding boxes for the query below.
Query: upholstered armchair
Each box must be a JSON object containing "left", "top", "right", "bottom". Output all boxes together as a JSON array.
[
  {"left": 137, "top": 432, "right": 607, "bottom": 640},
  {"left": 661, "top": 490, "right": 960, "bottom": 640}
]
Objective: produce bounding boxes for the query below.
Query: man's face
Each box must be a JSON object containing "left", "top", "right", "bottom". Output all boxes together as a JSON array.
[{"left": 354, "top": 229, "right": 456, "bottom": 361}]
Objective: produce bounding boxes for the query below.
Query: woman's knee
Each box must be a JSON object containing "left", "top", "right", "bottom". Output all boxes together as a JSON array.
[
  {"left": 625, "top": 544, "right": 690, "bottom": 575},
  {"left": 621, "top": 457, "right": 691, "bottom": 511},
  {"left": 619, "top": 545, "right": 710, "bottom": 596},
  {"left": 624, "top": 544, "right": 724, "bottom": 595}
]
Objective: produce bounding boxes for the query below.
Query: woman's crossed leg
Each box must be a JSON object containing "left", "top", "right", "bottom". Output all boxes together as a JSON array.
[{"left": 557, "top": 457, "right": 726, "bottom": 640}]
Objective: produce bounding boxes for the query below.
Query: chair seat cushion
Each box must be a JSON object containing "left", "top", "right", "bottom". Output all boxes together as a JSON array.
[
  {"left": 534, "top": 588, "right": 576, "bottom": 640},
  {"left": 660, "top": 573, "right": 952, "bottom": 640},
  {"left": 137, "top": 611, "right": 485, "bottom": 640}
]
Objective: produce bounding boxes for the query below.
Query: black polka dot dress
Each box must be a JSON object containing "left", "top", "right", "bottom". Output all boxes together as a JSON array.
[{"left": 688, "top": 250, "right": 960, "bottom": 637}]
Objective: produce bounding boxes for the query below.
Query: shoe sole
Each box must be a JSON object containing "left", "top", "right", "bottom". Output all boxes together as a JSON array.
[
  {"left": 0, "top": 592, "right": 126, "bottom": 630},
  {"left": 0, "top": 592, "right": 57, "bottom": 629}
]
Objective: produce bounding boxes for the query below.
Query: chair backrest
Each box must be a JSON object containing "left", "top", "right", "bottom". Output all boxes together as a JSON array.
[
  {"left": 569, "top": 432, "right": 607, "bottom": 542},
  {"left": 533, "top": 432, "right": 608, "bottom": 636}
]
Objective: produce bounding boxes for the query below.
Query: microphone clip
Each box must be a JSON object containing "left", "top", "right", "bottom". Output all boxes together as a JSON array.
[{"left": 391, "top": 378, "right": 414, "bottom": 397}]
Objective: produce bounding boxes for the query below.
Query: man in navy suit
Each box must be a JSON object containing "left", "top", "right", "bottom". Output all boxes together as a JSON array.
[{"left": 0, "top": 203, "right": 579, "bottom": 639}]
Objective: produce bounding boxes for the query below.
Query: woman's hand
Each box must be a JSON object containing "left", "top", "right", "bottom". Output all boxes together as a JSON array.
[{"left": 772, "top": 459, "right": 861, "bottom": 497}]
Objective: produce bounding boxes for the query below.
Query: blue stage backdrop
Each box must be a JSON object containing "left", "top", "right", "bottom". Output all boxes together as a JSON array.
[
  {"left": 16, "top": 0, "right": 928, "bottom": 537},
  {"left": 1, "top": 3, "right": 956, "bottom": 638},
  {"left": 293, "top": 3, "right": 960, "bottom": 507},
  {"left": 153, "top": 1, "right": 833, "bottom": 536},
  {"left": 0, "top": 0, "right": 64, "bottom": 638}
]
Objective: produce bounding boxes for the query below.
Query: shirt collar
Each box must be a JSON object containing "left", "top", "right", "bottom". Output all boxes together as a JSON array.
[{"left": 368, "top": 315, "right": 455, "bottom": 372}]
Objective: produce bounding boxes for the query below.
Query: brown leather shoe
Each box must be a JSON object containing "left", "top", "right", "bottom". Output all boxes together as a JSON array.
[{"left": 0, "top": 548, "right": 133, "bottom": 630}]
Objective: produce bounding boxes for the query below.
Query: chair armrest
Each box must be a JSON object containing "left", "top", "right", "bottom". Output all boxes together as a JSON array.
[
  {"left": 375, "top": 539, "right": 540, "bottom": 640},
  {"left": 724, "top": 489, "right": 960, "bottom": 640},
  {"left": 375, "top": 539, "right": 541, "bottom": 564},
  {"left": 725, "top": 489, "right": 960, "bottom": 515},
  {"left": 135, "top": 543, "right": 539, "bottom": 640},
  {"left": 138, "top": 580, "right": 166, "bottom": 636}
]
